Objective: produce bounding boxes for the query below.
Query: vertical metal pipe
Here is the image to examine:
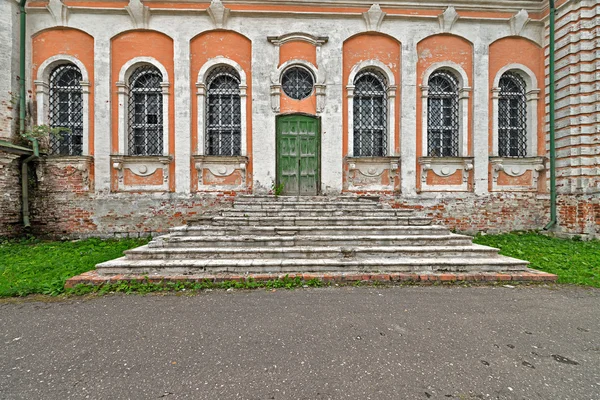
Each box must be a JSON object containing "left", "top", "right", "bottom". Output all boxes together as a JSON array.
[{"left": 545, "top": 0, "right": 557, "bottom": 230}]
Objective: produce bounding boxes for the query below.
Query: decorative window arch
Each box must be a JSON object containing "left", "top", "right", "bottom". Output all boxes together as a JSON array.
[
  {"left": 128, "top": 65, "right": 163, "bottom": 156},
  {"left": 352, "top": 69, "right": 388, "bottom": 157},
  {"left": 116, "top": 57, "right": 170, "bottom": 156},
  {"left": 421, "top": 62, "right": 471, "bottom": 158},
  {"left": 492, "top": 64, "right": 539, "bottom": 158},
  {"left": 427, "top": 70, "right": 459, "bottom": 157},
  {"left": 196, "top": 57, "right": 248, "bottom": 156},
  {"left": 270, "top": 59, "right": 326, "bottom": 114},
  {"left": 347, "top": 60, "right": 397, "bottom": 157},
  {"left": 35, "top": 55, "right": 91, "bottom": 156},
  {"left": 205, "top": 65, "right": 242, "bottom": 156}
]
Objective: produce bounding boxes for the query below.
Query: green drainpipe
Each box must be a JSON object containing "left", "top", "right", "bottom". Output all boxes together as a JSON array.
[
  {"left": 18, "top": 0, "right": 39, "bottom": 228},
  {"left": 544, "top": 0, "right": 557, "bottom": 230}
]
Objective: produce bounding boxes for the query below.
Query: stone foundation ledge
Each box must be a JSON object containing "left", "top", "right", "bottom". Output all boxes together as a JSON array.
[{"left": 65, "top": 269, "right": 557, "bottom": 289}]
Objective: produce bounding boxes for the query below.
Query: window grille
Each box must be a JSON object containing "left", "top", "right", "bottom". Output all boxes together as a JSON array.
[
  {"left": 128, "top": 65, "right": 163, "bottom": 156},
  {"left": 427, "top": 71, "right": 459, "bottom": 157},
  {"left": 205, "top": 66, "right": 242, "bottom": 156},
  {"left": 48, "top": 64, "right": 84, "bottom": 156},
  {"left": 498, "top": 71, "right": 527, "bottom": 157},
  {"left": 281, "top": 66, "right": 314, "bottom": 100},
  {"left": 353, "top": 69, "right": 388, "bottom": 157}
]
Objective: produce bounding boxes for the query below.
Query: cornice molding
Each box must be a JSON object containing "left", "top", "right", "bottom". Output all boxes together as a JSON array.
[
  {"left": 267, "top": 32, "right": 329, "bottom": 46},
  {"left": 25, "top": 0, "right": 548, "bottom": 16}
]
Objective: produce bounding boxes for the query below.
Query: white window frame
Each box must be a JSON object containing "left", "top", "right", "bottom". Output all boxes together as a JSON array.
[
  {"left": 421, "top": 62, "right": 471, "bottom": 158},
  {"left": 35, "top": 55, "right": 91, "bottom": 156},
  {"left": 116, "top": 56, "right": 170, "bottom": 156},
  {"left": 347, "top": 59, "right": 397, "bottom": 157},
  {"left": 491, "top": 64, "right": 539, "bottom": 157},
  {"left": 196, "top": 57, "right": 248, "bottom": 157}
]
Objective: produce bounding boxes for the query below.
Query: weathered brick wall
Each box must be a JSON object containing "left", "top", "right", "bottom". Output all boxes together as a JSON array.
[
  {"left": 0, "top": 1, "right": 20, "bottom": 140},
  {"left": 549, "top": 0, "right": 600, "bottom": 237},
  {"left": 0, "top": 154, "right": 23, "bottom": 237},
  {"left": 29, "top": 158, "right": 235, "bottom": 238},
  {"left": 388, "top": 193, "right": 550, "bottom": 235}
]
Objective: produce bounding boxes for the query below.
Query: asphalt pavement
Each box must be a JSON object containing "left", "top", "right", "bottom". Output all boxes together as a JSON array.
[{"left": 1, "top": 285, "right": 599, "bottom": 400}]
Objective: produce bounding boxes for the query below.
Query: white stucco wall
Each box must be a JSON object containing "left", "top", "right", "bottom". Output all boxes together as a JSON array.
[
  {"left": 24, "top": 1, "right": 545, "bottom": 195},
  {"left": 0, "top": 0, "right": 21, "bottom": 140}
]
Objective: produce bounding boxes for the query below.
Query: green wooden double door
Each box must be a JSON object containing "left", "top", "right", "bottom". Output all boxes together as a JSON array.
[{"left": 276, "top": 115, "right": 320, "bottom": 196}]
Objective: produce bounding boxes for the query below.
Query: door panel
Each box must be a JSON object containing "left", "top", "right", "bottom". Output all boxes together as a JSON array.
[{"left": 277, "top": 115, "right": 320, "bottom": 196}]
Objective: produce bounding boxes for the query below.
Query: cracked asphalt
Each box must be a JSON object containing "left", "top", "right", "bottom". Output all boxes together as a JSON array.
[{"left": 1, "top": 285, "right": 599, "bottom": 400}]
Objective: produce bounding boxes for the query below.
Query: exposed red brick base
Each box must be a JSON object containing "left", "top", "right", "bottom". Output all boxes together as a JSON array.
[{"left": 65, "top": 269, "right": 557, "bottom": 289}]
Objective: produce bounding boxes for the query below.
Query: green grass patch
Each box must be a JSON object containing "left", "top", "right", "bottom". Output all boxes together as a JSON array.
[
  {"left": 0, "top": 237, "right": 149, "bottom": 297},
  {"left": 66, "top": 275, "right": 326, "bottom": 296},
  {"left": 473, "top": 232, "right": 600, "bottom": 288},
  {"left": 1, "top": 233, "right": 598, "bottom": 298}
]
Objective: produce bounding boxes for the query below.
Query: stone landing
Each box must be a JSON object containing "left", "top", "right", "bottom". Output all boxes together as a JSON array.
[{"left": 67, "top": 195, "right": 559, "bottom": 286}]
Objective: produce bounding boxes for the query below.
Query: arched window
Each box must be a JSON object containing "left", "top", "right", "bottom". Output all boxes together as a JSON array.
[
  {"left": 128, "top": 65, "right": 163, "bottom": 156},
  {"left": 498, "top": 71, "right": 527, "bottom": 157},
  {"left": 427, "top": 70, "right": 459, "bottom": 157},
  {"left": 353, "top": 69, "right": 387, "bottom": 157},
  {"left": 48, "top": 64, "right": 83, "bottom": 156},
  {"left": 205, "top": 65, "right": 241, "bottom": 156}
]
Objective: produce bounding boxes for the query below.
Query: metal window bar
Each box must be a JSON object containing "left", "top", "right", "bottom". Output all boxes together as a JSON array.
[
  {"left": 48, "top": 64, "right": 84, "bottom": 156},
  {"left": 128, "top": 65, "right": 163, "bottom": 156},
  {"left": 205, "top": 65, "right": 242, "bottom": 156},
  {"left": 498, "top": 72, "right": 527, "bottom": 157},
  {"left": 353, "top": 69, "right": 388, "bottom": 157},
  {"left": 281, "top": 66, "right": 314, "bottom": 100},
  {"left": 427, "top": 71, "right": 459, "bottom": 157}
]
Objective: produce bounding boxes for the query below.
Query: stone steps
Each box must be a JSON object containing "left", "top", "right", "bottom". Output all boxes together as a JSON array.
[
  {"left": 94, "top": 196, "right": 531, "bottom": 277},
  {"left": 96, "top": 256, "right": 528, "bottom": 275},
  {"left": 218, "top": 209, "right": 413, "bottom": 217},
  {"left": 152, "top": 234, "right": 472, "bottom": 248},
  {"left": 169, "top": 225, "right": 451, "bottom": 237},
  {"left": 233, "top": 202, "right": 382, "bottom": 210},
  {"left": 189, "top": 215, "right": 433, "bottom": 226},
  {"left": 234, "top": 195, "right": 377, "bottom": 203},
  {"left": 124, "top": 244, "right": 500, "bottom": 260}
]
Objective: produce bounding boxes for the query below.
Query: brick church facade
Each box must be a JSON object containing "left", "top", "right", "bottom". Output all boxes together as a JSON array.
[{"left": 0, "top": 0, "right": 598, "bottom": 238}]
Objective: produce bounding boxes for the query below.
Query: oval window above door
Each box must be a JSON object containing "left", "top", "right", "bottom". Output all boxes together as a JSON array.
[{"left": 281, "top": 66, "right": 314, "bottom": 100}]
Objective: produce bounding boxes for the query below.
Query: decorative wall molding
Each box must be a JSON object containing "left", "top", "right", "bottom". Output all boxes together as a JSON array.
[
  {"left": 510, "top": 9, "right": 530, "bottom": 36},
  {"left": 111, "top": 155, "right": 172, "bottom": 192},
  {"left": 490, "top": 156, "right": 545, "bottom": 192},
  {"left": 363, "top": 4, "right": 386, "bottom": 32},
  {"left": 267, "top": 33, "right": 329, "bottom": 46},
  {"left": 207, "top": 0, "right": 230, "bottom": 29},
  {"left": 439, "top": 6, "right": 459, "bottom": 33},
  {"left": 419, "top": 157, "right": 473, "bottom": 192},
  {"left": 125, "top": 0, "right": 150, "bottom": 29},
  {"left": 193, "top": 155, "right": 248, "bottom": 192},
  {"left": 345, "top": 156, "right": 400, "bottom": 192},
  {"left": 47, "top": 0, "right": 68, "bottom": 26}
]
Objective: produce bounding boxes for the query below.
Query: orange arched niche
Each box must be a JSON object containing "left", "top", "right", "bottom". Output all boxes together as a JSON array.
[
  {"left": 416, "top": 34, "right": 473, "bottom": 190},
  {"left": 190, "top": 30, "right": 253, "bottom": 192},
  {"left": 488, "top": 37, "right": 545, "bottom": 156},
  {"left": 342, "top": 32, "right": 402, "bottom": 158},
  {"left": 110, "top": 30, "right": 175, "bottom": 191},
  {"left": 32, "top": 28, "right": 95, "bottom": 157},
  {"left": 278, "top": 40, "right": 318, "bottom": 115}
]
